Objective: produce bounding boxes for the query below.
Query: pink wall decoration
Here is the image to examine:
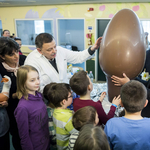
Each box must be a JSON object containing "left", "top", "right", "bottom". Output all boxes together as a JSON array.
[
  {"left": 109, "top": 14, "right": 114, "bottom": 18},
  {"left": 99, "top": 5, "right": 106, "bottom": 11},
  {"left": 132, "top": 5, "right": 140, "bottom": 11}
]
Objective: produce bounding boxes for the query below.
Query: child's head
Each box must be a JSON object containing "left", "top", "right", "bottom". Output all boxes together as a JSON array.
[
  {"left": 16, "top": 65, "right": 39, "bottom": 100},
  {"left": 43, "top": 82, "right": 57, "bottom": 108},
  {"left": 43, "top": 82, "right": 72, "bottom": 108},
  {"left": 72, "top": 106, "right": 99, "bottom": 131},
  {"left": 121, "top": 80, "right": 147, "bottom": 113},
  {"left": 70, "top": 70, "right": 92, "bottom": 96},
  {"left": 74, "top": 124, "right": 110, "bottom": 150}
]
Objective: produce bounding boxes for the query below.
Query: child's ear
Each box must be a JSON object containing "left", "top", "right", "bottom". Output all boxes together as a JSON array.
[
  {"left": 144, "top": 99, "right": 148, "bottom": 108},
  {"left": 61, "top": 99, "right": 66, "bottom": 105},
  {"left": 120, "top": 100, "right": 124, "bottom": 107},
  {"left": 87, "top": 84, "right": 91, "bottom": 91}
]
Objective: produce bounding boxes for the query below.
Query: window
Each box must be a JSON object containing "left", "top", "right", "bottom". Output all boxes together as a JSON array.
[
  {"left": 15, "top": 19, "right": 53, "bottom": 45},
  {"left": 141, "top": 20, "right": 150, "bottom": 42}
]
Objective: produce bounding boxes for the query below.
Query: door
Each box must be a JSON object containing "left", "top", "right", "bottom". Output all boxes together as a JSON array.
[{"left": 97, "top": 19, "right": 110, "bottom": 81}]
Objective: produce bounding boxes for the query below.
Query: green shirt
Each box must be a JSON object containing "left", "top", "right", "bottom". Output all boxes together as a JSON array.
[
  {"left": 53, "top": 109, "right": 77, "bottom": 150},
  {"left": 47, "top": 106, "right": 57, "bottom": 150}
]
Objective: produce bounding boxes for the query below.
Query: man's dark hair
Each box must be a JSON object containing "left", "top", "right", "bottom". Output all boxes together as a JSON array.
[
  {"left": 14, "top": 37, "right": 21, "bottom": 41},
  {"left": 35, "top": 33, "right": 54, "bottom": 49},
  {"left": 70, "top": 70, "right": 90, "bottom": 96},
  {"left": 72, "top": 106, "right": 97, "bottom": 131},
  {"left": 74, "top": 124, "right": 110, "bottom": 150},
  {"left": 0, "top": 37, "right": 19, "bottom": 62},
  {"left": 43, "top": 82, "right": 71, "bottom": 108},
  {"left": 121, "top": 80, "right": 147, "bottom": 113},
  {"left": 2, "top": 30, "right": 10, "bottom": 35}
]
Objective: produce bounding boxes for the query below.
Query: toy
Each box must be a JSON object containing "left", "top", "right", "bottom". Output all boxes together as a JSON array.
[{"left": 0, "top": 75, "right": 11, "bottom": 102}]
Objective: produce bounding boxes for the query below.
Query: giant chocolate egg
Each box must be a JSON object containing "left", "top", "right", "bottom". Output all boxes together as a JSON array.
[{"left": 99, "top": 9, "right": 146, "bottom": 102}]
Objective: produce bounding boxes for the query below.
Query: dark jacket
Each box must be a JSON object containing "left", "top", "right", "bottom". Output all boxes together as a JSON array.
[
  {"left": 0, "top": 55, "right": 26, "bottom": 135},
  {"left": 135, "top": 77, "right": 150, "bottom": 117}
]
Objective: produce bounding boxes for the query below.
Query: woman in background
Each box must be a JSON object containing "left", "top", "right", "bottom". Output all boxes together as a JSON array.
[
  {"left": 14, "top": 37, "right": 25, "bottom": 56},
  {"left": 0, "top": 37, "right": 26, "bottom": 150}
]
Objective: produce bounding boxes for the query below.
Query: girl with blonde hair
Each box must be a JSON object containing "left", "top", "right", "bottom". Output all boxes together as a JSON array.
[{"left": 14, "top": 65, "right": 49, "bottom": 150}]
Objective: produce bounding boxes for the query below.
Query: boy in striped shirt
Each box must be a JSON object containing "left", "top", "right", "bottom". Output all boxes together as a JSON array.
[{"left": 44, "top": 83, "right": 77, "bottom": 150}]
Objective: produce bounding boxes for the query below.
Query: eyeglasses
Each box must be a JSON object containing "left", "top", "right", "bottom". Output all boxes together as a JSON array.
[{"left": 68, "top": 93, "right": 73, "bottom": 98}]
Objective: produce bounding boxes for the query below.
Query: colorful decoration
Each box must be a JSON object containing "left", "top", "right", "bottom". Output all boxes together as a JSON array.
[
  {"left": 42, "top": 8, "right": 64, "bottom": 44},
  {"left": 25, "top": 9, "right": 39, "bottom": 18},
  {"left": 109, "top": 14, "right": 114, "bottom": 18},
  {"left": 85, "top": 13, "right": 92, "bottom": 17},
  {"left": 141, "top": 69, "right": 149, "bottom": 81},
  {"left": 99, "top": 5, "right": 106, "bottom": 11},
  {"left": 86, "top": 33, "right": 92, "bottom": 46},
  {"left": 132, "top": 5, "right": 140, "bottom": 11},
  {"left": 87, "top": 8, "right": 94, "bottom": 12}
]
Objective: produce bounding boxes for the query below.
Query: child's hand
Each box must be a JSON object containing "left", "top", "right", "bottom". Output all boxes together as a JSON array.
[
  {"left": 0, "top": 101, "right": 8, "bottom": 107},
  {"left": 111, "top": 73, "right": 130, "bottom": 86},
  {"left": 112, "top": 95, "right": 121, "bottom": 106},
  {"left": 99, "top": 92, "right": 106, "bottom": 102}
]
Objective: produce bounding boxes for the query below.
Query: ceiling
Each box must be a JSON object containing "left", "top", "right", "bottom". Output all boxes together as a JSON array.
[{"left": 0, "top": 0, "right": 150, "bottom": 7}]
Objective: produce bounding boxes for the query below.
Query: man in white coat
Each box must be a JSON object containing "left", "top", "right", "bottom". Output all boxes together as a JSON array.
[{"left": 25, "top": 33, "right": 102, "bottom": 91}]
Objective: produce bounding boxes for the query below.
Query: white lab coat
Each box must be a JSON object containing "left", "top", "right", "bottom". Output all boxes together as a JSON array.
[{"left": 25, "top": 46, "right": 93, "bottom": 91}]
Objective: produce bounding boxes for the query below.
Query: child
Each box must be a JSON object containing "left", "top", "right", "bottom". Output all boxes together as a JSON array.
[
  {"left": 70, "top": 70, "right": 121, "bottom": 125},
  {"left": 104, "top": 80, "right": 150, "bottom": 150},
  {"left": 74, "top": 124, "right": 110, "bottom": 150},
  {"left": 68, "top": 106, "right": 99, "bottom": 150},
  {"left": 44, "top": 83, "right": 77, "bottom": 150},
  {"left": 43, "top": 83, "right": 57, "bottom": 150},
  {"left": 14, "top": 65, "right": 49, "bottom": 150}
]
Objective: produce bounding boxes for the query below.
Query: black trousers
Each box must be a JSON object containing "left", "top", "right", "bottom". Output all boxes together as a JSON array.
[
  {"left": 9, "top": 119, "right": 22, "bottom": 150},
  {"left": 0, "top": 131, "right": 10, "bottom": 150},
  {"left": 7, "top": 110, "right": 22, "bottom": 150}
]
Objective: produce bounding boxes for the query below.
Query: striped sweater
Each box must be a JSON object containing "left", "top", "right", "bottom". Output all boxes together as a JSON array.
[
  {"left": 53, "top": 108, "right": 77, "bottom": 150},
  {"left": 67, "top": 132, "right": 79, "bottom": 150}
]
